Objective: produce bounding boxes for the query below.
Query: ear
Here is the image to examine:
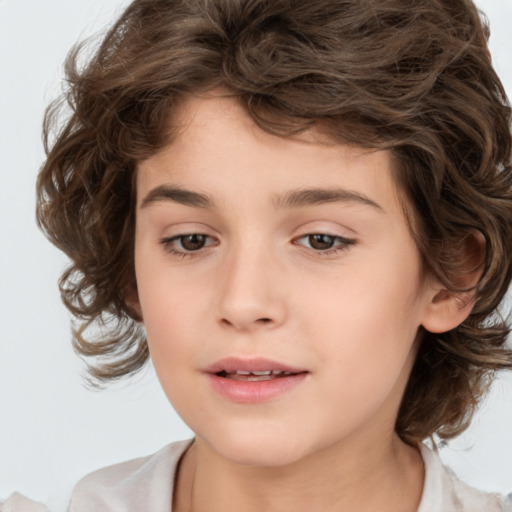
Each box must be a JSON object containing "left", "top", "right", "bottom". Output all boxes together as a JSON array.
[
  {"left": 420, "top": 286, "right": 476, "bottom": 333},
  {"left": 420, "top": 231, "right": 485, "bottom": 334}
]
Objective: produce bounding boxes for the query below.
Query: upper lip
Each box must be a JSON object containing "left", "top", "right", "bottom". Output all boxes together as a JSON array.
[{"left": 204, "top": 357, "right": 307, "bottom": 375}]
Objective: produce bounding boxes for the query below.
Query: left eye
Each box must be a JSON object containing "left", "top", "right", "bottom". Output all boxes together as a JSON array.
[
  {"left": 295, "top": 234, "right": 354, "bottom": 251},
  {"left": 161, "top": 234, "right": 216, "bottom": 253}
]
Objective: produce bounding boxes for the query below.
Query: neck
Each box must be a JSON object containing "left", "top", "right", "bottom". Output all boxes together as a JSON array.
[{"left": 174, "top": 433, "right": 424, "bottom": 512}]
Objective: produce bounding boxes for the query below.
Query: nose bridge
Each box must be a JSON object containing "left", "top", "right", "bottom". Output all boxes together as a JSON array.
[{"left": 216, "top": 235, "right": 285, "bottom": 330}]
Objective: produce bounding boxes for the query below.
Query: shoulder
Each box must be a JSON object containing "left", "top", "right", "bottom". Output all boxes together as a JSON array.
[
  {"left": 68, "top": 439, "right": 192, "bottom": 512},
  {"left": 418, "top": 444, "right": 512, "bottom": 512},
  {"left": 0, "top": 493, "right": 49, "bottom": 512}
]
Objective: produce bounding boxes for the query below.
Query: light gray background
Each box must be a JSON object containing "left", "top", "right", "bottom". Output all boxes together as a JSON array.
[{"left": 0, "top": 1, "right": 511, "bottom": 510}]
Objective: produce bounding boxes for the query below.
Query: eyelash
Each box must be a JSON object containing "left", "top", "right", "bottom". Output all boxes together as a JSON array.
[
  {"left": 159, "top": 234, "right": 217, "bottom": 259},
  {"left": 293, "top": 234, "right": 356, "bottom": 255},
  {"left": 159, "top": 233, "right": 356, "bottom": 258}
]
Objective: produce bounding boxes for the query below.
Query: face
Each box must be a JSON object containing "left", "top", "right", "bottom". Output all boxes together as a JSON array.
[{"left": 134, "top": 92, "right": 435, "bottom": 467}]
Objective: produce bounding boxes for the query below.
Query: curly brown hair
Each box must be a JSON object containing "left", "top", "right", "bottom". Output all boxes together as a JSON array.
[{"left": 36, "top": 0, "right": 512, "bottom": 444}]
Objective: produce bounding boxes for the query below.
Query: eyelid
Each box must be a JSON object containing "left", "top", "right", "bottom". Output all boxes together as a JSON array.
[
  {"left": 157, "top": 227, "right": 356, "bottom": 259},
  {"left": 159, "top": 233, "right": 218, "bottom": 257},
  {"left": 292, "top": 233, "right": 356, "bottom": 254}
]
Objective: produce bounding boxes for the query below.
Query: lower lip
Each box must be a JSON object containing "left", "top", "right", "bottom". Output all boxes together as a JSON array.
[{"left": 207, "top": 373, "right": 308, "bottom": 403}]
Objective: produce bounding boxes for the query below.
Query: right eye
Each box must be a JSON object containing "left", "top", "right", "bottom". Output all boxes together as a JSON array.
[{"left": 160, "top": 234, "right": 217, "bottom": 256}]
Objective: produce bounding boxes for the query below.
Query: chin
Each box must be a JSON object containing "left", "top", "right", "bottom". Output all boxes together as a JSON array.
[{"left": 199, "top": 422, "right": 310, "bottom": 468}]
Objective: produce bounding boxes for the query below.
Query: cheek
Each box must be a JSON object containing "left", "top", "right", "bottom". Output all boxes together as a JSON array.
[
  {"left": 138, "top": 280, "right": 202, "bottom": 410},
  {"left": 139, "top": 281, "right": 203, "bottom": 360},
  {"left": 300, "top": 279, "right": 422, "bottom": 435},
  {"left": 135, "top": 251, "right": 200, "bottom": 370},
  {"left": 136, "top": 238, "right": 208, "bottom": 331},
  {"left": 301, "top": 250, "right": 425, "bottom": 379}
]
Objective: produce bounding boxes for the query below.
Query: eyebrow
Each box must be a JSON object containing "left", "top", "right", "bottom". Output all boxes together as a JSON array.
[
  {"left": 140, "top": 185, "right": 214, "bottom": 209},
  {"left": 140, "top": 184, "right": 384, "bottom": 212},
  {"left": 273, "top": 187, "right": 384, "bottom": 212}
]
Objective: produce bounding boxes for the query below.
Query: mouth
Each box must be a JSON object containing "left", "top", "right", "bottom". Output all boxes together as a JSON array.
[
  {"left": 215, "top": 369, "right": 302, "bottom": 382},
  {"left": 205, "top": 357, "right": 307, "bottom": 378},
  {"left": 205, "top": 358, "right": 308, "bottom": 403}
]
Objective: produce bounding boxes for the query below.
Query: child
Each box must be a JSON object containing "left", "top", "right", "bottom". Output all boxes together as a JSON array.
[{"left": 18, "top": 0, "right": 512, "bottom": 510}]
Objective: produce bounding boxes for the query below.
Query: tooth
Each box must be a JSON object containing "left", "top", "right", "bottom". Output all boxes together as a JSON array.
[
  {"left": 247, "top": 375, "right": 272, "bottom": 381},
  {"left": 235, "top": 370, "right": 251, "bottom": 375},
  {"left": 251, "top": 371, "right": 272, "bottom": 376},
  {"left": 272, "top": 370, "right": 283, "bottom": 375}
]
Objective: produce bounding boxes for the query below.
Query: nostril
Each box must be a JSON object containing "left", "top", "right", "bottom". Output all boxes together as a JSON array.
[{"left": 218, "top": 315, "right": 276, "bottom": 330}]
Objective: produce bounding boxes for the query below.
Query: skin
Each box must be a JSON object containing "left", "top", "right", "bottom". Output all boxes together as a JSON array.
[{"left": 134, "top": 91, "right": 472, "bottom": 512}]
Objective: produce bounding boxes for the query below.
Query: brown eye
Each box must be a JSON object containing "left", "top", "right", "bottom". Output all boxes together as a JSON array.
[
  {"left": 308, "top": 234, "right": 336, "bottom": 250},
  {"left": 294, "top": 233, "right": 356, "bottom": 254},
  {"left": 179, "top": 234, "right": 208, "bottom": 251},
  {"left": 160, "top": 233, "right": 218, "bottom": 256}
]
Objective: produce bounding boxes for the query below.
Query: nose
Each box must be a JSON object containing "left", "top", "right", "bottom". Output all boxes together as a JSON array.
[{"left": 215, "top": 243, "right": 287, "bottom": 332}]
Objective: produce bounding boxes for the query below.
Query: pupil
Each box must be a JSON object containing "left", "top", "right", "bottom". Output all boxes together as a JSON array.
[
  {"left": 182, "top": 234, "right": 206, "bottom": 251},
  {"left": 309, "top": 234, "right": 334, "bottom": 250}
]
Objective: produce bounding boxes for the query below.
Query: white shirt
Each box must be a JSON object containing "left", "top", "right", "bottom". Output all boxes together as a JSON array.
[{"left": 2, "top": 440, "right": 511, "bottom": 511}]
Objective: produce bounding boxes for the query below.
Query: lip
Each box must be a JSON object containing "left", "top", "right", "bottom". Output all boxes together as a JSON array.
[
  {"left": 204, "top": 357, "right": 307, "bottom": 375},
  {"left": 204, "top": 357, "right": 308, "bottom": 404}
]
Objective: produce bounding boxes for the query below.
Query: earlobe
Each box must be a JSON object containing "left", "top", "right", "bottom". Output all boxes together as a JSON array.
[
  {"left": 421, "top": 287, "right": 476, "bottom": 334},
  {"left": 421, "top": 230, "right": 485, "bottom": 334}
]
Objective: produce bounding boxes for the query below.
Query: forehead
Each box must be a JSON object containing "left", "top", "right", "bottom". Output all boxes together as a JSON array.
[{"left": 136, "top": 91, "right": 407, "bottom": 218}]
